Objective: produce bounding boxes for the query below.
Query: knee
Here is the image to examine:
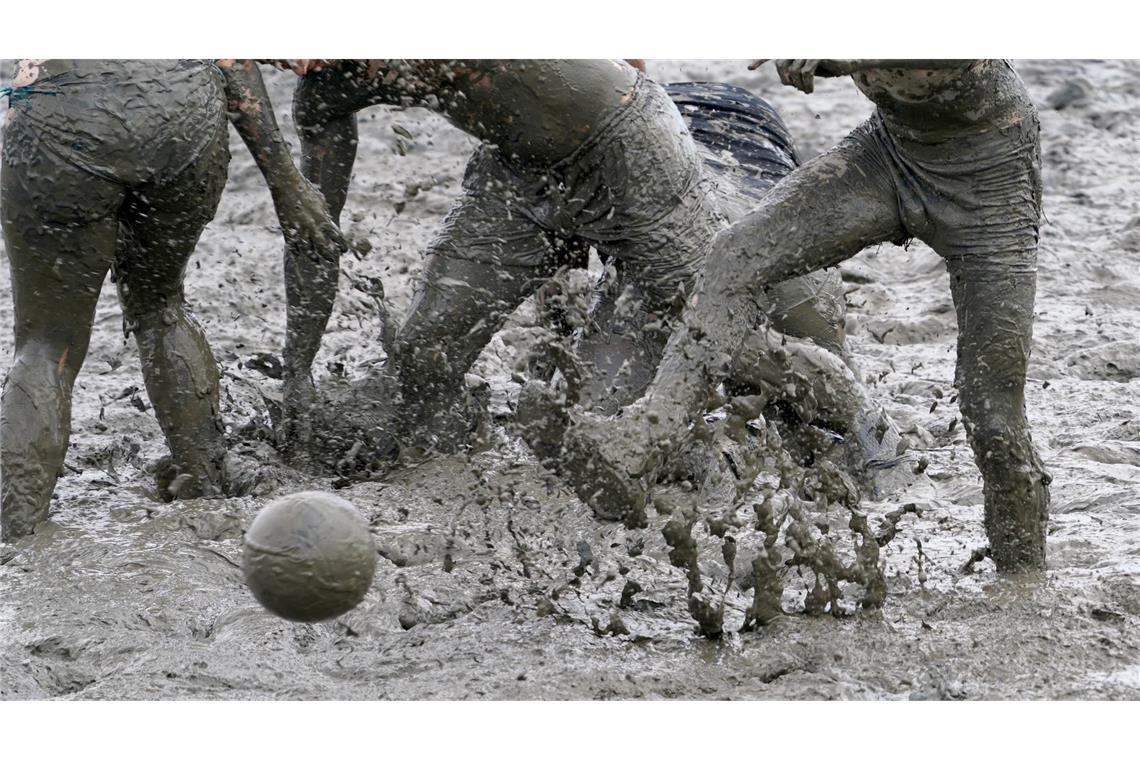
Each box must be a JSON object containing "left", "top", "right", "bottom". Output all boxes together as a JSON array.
[{"left": 119, "top": 291, "right": 184, "bottom": 333}]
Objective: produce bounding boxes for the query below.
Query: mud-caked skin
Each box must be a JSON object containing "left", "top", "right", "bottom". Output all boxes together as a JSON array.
[
  {"left": 290, "top": 61, "right": 870, "bottom": 462},
  {"left": 0, "top": 60, "right": 232, "bottom": 541},
  {"left": 569, "top": 60, "right": 1051, "bottom": 572},
  {"left": 291, "top": 60, "right": 720, "bottom": 454},
  {"left": 1, "top": 60, "right": 341, "bottom": 541}
]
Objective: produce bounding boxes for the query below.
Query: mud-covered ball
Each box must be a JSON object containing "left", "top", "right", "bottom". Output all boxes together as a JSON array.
[{"left": 243, "top": 491, "right": 377, "bottom": 622}]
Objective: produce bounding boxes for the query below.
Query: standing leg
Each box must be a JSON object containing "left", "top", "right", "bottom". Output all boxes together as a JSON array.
[
  {"left": 946, "top": 262, "right": 1048, "bottom": 571},
  {"left": 392, "top": 148, "right": 559, "bottom": 455},
  {"left": 1, "top": 170, "right": 120, "bottom": 538},
  {"left": 913, "top": 108, "right": 1047, "bottom": 571},
  {"left": 115, "top": 132, "right": 231, "bottom": 500},
  {"left": 285, "top": 61, "right": 389, "bottom": 453}
]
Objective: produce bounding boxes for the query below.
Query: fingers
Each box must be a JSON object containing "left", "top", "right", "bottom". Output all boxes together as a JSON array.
[
  {"left": 788, "top": 59, "right": 816, "bottom": 94},
  {"left": 748, "top": 59, "right": 769, "bottom": 71},
  {"left": 777, "top": 60, "right": 818, "bottom": 94},
  {"left": 776, "top": 59, "right": 794, "bottom": 87},
  {"left": 798, "top": 59, "right": 817, "bottom": 94}
]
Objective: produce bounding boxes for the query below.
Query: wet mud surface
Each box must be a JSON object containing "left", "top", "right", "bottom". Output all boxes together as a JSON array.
[{"left": 2, "top": 60, "right": 1138, "bottom": 699}]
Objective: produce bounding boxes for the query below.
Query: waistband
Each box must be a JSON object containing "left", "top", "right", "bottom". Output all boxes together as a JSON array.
[{"left": 13, "top": 59, "right": 216, "bottom": 87}]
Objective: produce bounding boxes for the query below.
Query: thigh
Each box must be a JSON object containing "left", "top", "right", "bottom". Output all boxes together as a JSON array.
[
  {"left": 115, "top": 124, "right": 229, "bottom": 311},
  {"left": 2, "top": 126, "right": 121, "bottom": 351},
  {"left": 721, "top": 122, "right": 906, "bottom": 286},
  {"left": 427, "top": 148, "right": 555, "bottom": 268},
  {"left": 1, "top": 106, "right": 125, "bottom": 228},
  {"left": 909, "top": 116, "right": 1042, "bottom": 275}
]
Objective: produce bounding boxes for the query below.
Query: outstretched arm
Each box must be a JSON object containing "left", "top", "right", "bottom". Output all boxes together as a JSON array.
[{"left": 750, "top": 59, "right": 976, "bottom": 94}]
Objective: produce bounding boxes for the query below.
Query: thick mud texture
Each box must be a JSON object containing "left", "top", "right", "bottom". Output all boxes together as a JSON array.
[{"left": 2, "top": 61, "right": 1138, "bottom": 699}]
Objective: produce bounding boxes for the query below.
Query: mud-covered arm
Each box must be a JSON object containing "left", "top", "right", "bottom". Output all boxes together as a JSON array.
[
  {"left": 217, "top": 59, "right": 347, "bottom": 451},
  {"left": 750, "top": 59, "right": 978, "bottom": 94},
  {"left": 817, "top": 59, "right": 974, "bottom": 74},
  {"left": 216, "top": 59, "right": 345, "bottom": 254}
]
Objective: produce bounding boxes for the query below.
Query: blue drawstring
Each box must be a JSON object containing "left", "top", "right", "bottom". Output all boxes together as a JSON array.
[{"left": 1, "top": 84, "right": 37, "bottom": 103}]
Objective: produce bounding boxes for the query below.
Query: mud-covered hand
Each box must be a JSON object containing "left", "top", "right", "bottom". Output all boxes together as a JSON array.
[
  {"left": 772, "top": 60, "right": 823, "bottom": 94},
  {"left": 219, "top": 58, "right": 345, "bottom": 261},
  {"left": 274, "top": 176, "right": 347, "bottom": 264},
  {"left": 751, "top": 58, "right": 974, "bottom": 88},
  {"left": 260, "top": 59, "right": 330, "bottom": 76},
  {"left": 750, "top": 59, "right": 865, "bottom": 93}
]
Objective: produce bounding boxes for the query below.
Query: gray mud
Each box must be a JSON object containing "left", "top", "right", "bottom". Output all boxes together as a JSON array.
[{"left": 2, "top": 60, "right": 1138, "bottom": 699}]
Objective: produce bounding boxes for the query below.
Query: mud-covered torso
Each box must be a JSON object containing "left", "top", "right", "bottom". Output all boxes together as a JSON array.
[
  {"left": 852, "top": 60, "right": 1035, "bottom": 139},
  {"left": 408, "top": 59, "right": 640, "bottom": 165}
]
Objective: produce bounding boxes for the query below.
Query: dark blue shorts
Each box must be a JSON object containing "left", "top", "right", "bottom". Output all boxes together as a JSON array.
[{"left": 665, "top": 81, "right": 800, "bottom": 204}]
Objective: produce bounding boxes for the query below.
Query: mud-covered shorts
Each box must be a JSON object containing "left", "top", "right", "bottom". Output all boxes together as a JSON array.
[
  {"left": 666, "top": 81, "right": 846, "bottom": 351},
  {"left": 2, "top": 59, "right": 229, "bottom": 228},
  {"left": 427, "top": 74, "right": 718, "bottom": 311},
  {"left": 851, "top": 109, "right": 1043, "bottom": 275}
]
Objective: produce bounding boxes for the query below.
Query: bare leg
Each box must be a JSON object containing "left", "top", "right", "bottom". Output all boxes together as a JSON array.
[
  {"left": 1, "top": 217, "right": 117, "bottom": 539},
  {"left": 284, "top": 63, "right": 379, "bottom": 455},
  {"left": 396, "top": 254, "right": 553, "bottom": 454},
  {"left": 116, "top": 147, "right": 229, "bottom": 499},
  {"left": 947, "top": 263, "right": 1048, "bottom": 571},
  {"left": 561, "top": 131, "right": 905, "bottom": 519}
]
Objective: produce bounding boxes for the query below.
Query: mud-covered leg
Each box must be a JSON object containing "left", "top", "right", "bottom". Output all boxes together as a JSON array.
[
  {"left": 289, "top": 66, "right": 361, "bottom": 394},
  {"left": 282, "top": 62, "right": 383, "bottom": 456},
  {"left": 396, "top": 254, "right": 552, "bottom": 454},
  {"left": 948, "top": 263, "right": 1048, "bottom": 571},
  {"left": 116, "top": 141, "right": 230, "bottom": 501},
  {"left": 561, "top": 136, "right": 904, "bottom": 519},
  {"left": 574, "top": 268, "right": 671, "bottom": 416},
  {"left": 1, "top": 218, "right": 116, "bottom": 539},
  {"left": 294, "top": 65, "right": 365, "bottom": 224}
]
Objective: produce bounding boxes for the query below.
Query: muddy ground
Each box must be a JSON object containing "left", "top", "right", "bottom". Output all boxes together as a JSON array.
[{"left": 1, "top": 60, "right": 1138, "bottom": 700}]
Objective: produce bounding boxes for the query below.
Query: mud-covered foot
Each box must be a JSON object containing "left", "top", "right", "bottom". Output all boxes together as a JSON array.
[
  {"left": 1, "top": 497, "right": 49, "bottom": 543},
  {"left": 853, "top": 404, "right": 905, "bottom": 468},
  {"left": 850, "top": 404, "right": 914, "bottom": 500},
  {"left": 990, "top": 539, "right": 1047, "bottom": 574},
  {"left": 1, "top": 457, "right": 58, "bottom": 540},
  {"left": 278, "top": 375, "right": 318, "bottom": 467},
  {"left": 561, "top": 415, "right": 649, "bottom": 525},
  {"left": 284, "top": 369, "right": 400, "bottom": 478},
  {"left": 515, "top": 380, "right": 570, "bottom": 465},
  {"left": 223, "top": 450, "right": 264, "bottom": 497},
  {"left": 154, "top": 456, "right": 223, "bottom": 502}
]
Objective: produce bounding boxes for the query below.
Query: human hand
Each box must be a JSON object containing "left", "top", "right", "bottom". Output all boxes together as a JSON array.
[
  {"left": 772, "top": 59, "right": 823, "bottom": 94},
  {"left": 275, "top": 177, "right": 347, "bottom": 264}
]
